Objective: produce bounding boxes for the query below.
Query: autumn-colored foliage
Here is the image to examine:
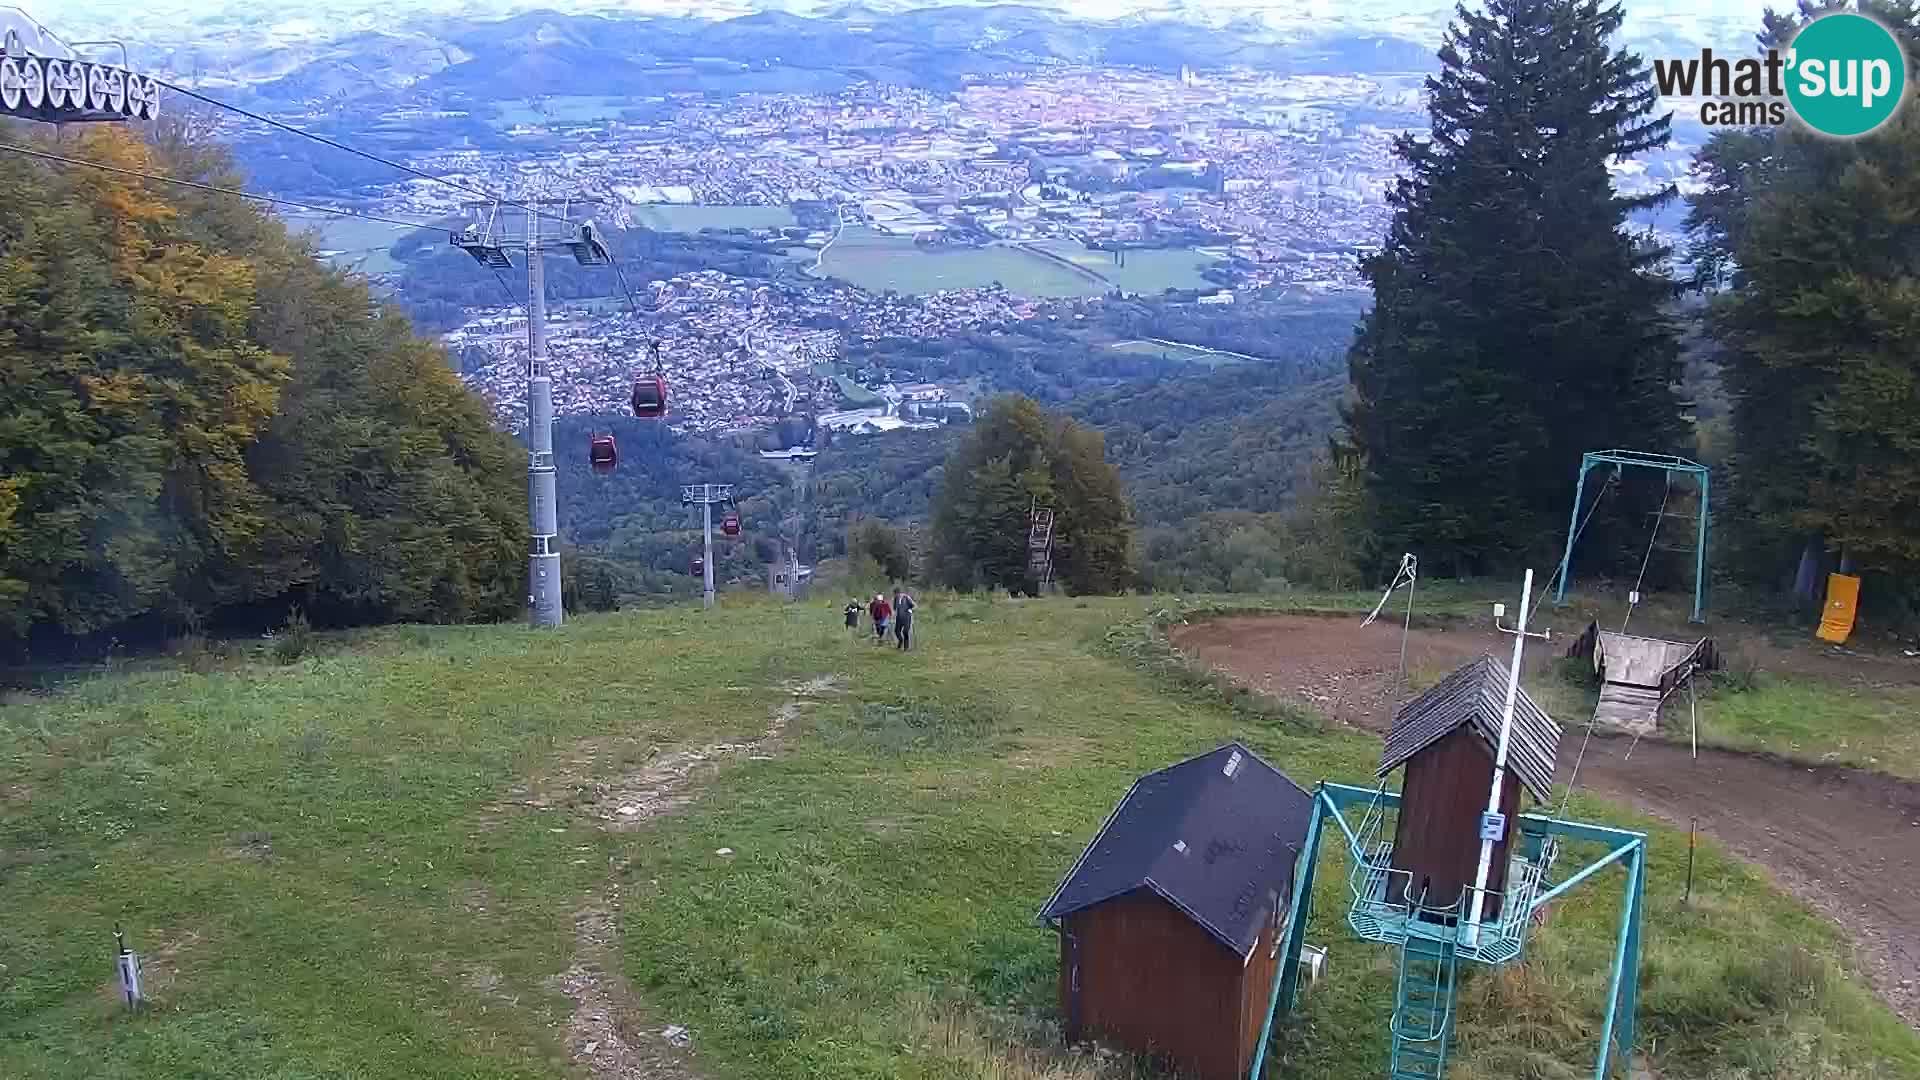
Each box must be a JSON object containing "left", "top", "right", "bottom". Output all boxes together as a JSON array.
[{"left": 0, "top": 124, "right": 524, "bottom": 640}]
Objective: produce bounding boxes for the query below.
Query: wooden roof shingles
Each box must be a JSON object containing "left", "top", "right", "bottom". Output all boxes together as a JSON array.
[{"left": 1377, "top": 655, "right": 1561, "bottom": 802}]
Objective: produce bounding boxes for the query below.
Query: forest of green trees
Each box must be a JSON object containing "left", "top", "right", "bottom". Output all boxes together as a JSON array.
[
  {"left": 929, "top": 396, "right": 1134, "bottom": 594},
  {"left": 845, "top": 296, "right": 1360, "bottom": 406},
  {"left": 0, "top": 125, "right": 525, "bottom": 654},
  {"left": 1343, "top": 0, "right": 1920, "bottom": 621}
]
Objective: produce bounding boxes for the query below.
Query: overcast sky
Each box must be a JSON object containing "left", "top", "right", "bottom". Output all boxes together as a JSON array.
[{"left": 44, "top": 0, "right": 1784, "bottom": 47}]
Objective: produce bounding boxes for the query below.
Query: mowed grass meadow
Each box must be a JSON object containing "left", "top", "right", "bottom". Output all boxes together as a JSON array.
[
  {"left": 815, "top": 228, "right": 1099, "bottom": 296},
  {"left": 283, "top": 213, "right": 415, "bottom": 275},
  {"left": 811, "top": 228, "right": 1225, "bottom": 298},
  {"left": 2, "top": 595, "right": 1916, "bottom": 1079}
]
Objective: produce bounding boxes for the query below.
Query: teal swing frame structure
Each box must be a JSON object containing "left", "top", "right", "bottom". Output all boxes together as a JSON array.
[
  {"left": 1247, "top": 783, "right": 1649, "bottom": 1080},
  {"left": 1552, "top": 450, "right": 1711, "bottom": 624}
]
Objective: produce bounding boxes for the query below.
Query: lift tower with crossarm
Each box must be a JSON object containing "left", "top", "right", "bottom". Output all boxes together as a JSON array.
[{"left": 451, "top": 196, "right": 612, "bottom": 627}]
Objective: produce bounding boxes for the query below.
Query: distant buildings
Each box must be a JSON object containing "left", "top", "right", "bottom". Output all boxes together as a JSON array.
[
  {"left": 383, "top": 62, "right": 1461, "bottom": 442},
  {"left": 818, "top": 380, "right": 969, "bottom": 435}
]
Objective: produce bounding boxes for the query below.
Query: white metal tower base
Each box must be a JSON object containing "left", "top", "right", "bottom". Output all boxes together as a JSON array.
[{"left": 526, "top": 222, "right": 563, "bottom": 627}]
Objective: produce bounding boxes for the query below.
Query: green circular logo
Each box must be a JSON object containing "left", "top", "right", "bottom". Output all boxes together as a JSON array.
[{"left": 1786, "top": 13, "right": 1908, "bottom": 137}]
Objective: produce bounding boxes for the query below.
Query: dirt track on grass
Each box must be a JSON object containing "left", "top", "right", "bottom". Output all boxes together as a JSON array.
[{"left": 1171, "top": 614, "right": 1920, "bottom": 1028}]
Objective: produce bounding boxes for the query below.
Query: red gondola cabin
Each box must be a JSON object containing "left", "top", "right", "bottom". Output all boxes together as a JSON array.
[
  {"left": 588, "top": 434, "right": 618, "bottom": 472},
  {"left": 720, "top": 512, "right": 741, "bottom": 536},
  {"left": 632, "top": 375, "right": 667, "bottom": 419},
  {"left": 1039, "top": 743, "right": 1316, "bottom": 1080}
]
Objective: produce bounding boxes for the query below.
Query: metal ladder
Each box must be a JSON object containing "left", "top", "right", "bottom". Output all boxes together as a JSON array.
[
  {"left": 1389, "top": 927, "right": 1459, "bottom": 1080},
  {"left": 1028, "top": 506, "right": 1055, "bottom": 591}
]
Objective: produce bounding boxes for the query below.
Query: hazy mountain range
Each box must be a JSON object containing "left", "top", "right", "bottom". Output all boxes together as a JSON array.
[
  {"left": 52, "top": 0, "right": 1773, "bottom": 77},
  {"left": 66, "top": 5, "right": 1450, "bottom": 104}
]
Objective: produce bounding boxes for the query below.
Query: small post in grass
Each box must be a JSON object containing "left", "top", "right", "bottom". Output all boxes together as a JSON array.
[
  {"left": 114, "top": 925, "right": 143, "bottom": 1011},
  {"left": 1684, "top": 819, "right": 1696, "bottom": 907}
]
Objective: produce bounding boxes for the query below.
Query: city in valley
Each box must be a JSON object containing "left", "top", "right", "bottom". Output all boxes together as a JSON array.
[{"left": 75, "top": 6, "right": 1707, "bottom": 450}]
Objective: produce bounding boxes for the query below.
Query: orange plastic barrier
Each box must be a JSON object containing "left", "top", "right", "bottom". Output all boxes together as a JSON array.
[{"left": 1816, "top": 573, "right": 1861, "bottom": 645}]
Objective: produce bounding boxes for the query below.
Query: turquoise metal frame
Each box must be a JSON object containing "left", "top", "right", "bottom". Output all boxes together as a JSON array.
[
  {"left": 1552, "top": 449, "right": 1711, "bottom": 623},
  {"left": 1248, "top": 782, "right": 1648, "bottom": 1080}
]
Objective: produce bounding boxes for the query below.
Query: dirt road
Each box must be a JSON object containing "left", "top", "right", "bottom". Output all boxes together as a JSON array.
[{"left": 1171, "top": 614, "right": 1920, "bottom": 1027}]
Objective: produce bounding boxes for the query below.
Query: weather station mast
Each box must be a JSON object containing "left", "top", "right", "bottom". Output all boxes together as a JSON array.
[{"left": 452, "top": 196, "right": 613, "bottom": 627}]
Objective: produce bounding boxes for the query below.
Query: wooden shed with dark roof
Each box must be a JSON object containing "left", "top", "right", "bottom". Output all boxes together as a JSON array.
[
  {"left": 1038, "top": 743, "right": 1315, "bottom": 1080},
  {"left": 1378, "top": 655, "right": 1562, "bottom": 919}
]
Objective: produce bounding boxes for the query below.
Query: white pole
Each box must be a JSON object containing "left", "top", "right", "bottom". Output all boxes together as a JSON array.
[
  {"left": 702, "top": 494, "right": 715, "bottom": 610},
  {"left": 1689, "top": 675, "right": 1698, "bottom": 760},
  {"left": 525, "top": 210, "right": 563, "bottom": 627},
  {"left": 1464, "top": 568, "right": 1533, "bottom": 947}
]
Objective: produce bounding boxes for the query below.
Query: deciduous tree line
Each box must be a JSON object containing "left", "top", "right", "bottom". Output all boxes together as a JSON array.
[{"left": 0, "top": 125, "right": 525, "bottom": 648}]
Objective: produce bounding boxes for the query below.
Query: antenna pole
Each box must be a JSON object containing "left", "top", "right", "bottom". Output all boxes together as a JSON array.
[
  {"left": 526, "top": 204, "right": 563, "bottom": 627},
  {"left": 1465, "top": 568, "right": 1534, "bottom": 947}
]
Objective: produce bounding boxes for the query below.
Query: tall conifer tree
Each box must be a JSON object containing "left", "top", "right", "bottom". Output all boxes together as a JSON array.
[
  {"left": 1345, "top": 0, "right": 1682, "bottom": 574},
  {"left": 1689, "top": 2, "right": 1920, "bottom": 594}
]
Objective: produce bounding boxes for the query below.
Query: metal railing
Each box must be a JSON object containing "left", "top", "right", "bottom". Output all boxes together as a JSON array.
[{"left": 1343, "top": 792, "right": 1549, "bottom": 967}]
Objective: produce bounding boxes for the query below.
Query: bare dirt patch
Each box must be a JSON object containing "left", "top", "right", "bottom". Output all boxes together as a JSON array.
[
  {"left": 1171, "top": 614, "right": 1539, "bottom": 729},
  {"left": 1173, "top": 613, "right": 1920, "bottom": 1029},
  {"left": 220, "top": 831, "right": 274, "bottom": 862},
  {"left": 584, "top": 678, "right": 830, "bottom": 831},
  {"left": 1565, "top": 735, "right": 1920, "bottom": 1027},
  {"left": 476, "top": 676, "right": 841, "bottom": 834},
  {"left": 787, "top": 675, "right": 847, "bottom": 698},
  {"left": 544, "top": 675, "right": 847, "bottom": 1078},
  {"left": 552, "top": 898, "right": 700, "bottom": 1080}
]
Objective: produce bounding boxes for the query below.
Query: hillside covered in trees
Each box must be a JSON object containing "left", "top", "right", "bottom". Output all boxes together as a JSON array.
[
  {"left": 0, "top": 125, "right": 525, "bottom": 651},
  {"left": 1326, "top": 0, "right": 1920, "bottom": 626},
  {"left": 540, "top": 348, "right": 1349, "bottom": 595}
]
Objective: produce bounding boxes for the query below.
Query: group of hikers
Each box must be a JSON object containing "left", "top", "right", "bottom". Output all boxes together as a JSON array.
[{"left": 845, "top": 589, "right": 916, "bottom": 650}]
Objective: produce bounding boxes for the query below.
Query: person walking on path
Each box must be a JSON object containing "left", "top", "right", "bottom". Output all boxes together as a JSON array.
[
  {"left": 893, "top": 589, "right": 916, "bottom": 650},
  {"left": 844, "top": 599, "right": 861, "bottom": 637},
  {"left": 868, "top": 593, "right": 892, "bottom": 646}
]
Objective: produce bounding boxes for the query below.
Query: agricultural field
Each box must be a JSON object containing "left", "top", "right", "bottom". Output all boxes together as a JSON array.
[
  {"left": 832, "top": 375, "right": 885, "bottom": 406},
  {"left": 1108, "top": 338, "right": 1245, "bottom": 366},
  {"left": 1031, "top": 239, "right": 1223, "bottom": 294},
  {"left": 281, "top": 212, "right": 414, "bottom": 274},
  {"left": 628, "top": 205, "right": 799, "bottom": 233},
  {"left": 2, "top": 595, "right": 1916, "bottom": 1079},
  {"left": 494, "top": 96, "right": 644, "bottom": 125},
  {"left": 813, "top": 227, "right": 1101, "bottom": 297}
]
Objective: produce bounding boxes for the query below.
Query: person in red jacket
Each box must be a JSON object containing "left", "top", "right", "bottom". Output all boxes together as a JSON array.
[{"left": 868, "top": 593, "right": 892, "bottom": 646}]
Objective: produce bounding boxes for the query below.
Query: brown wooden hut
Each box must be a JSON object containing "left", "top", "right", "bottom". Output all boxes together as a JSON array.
[
  {"left": 1038, "top": 743, "right": 1315, "bottom": 1080},
  {"left": 1376, "top": 655, "right": 1561, "bottom": 918}
]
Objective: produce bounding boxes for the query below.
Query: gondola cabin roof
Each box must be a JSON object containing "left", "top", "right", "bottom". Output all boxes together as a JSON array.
[
  {"left": 1038, "top": 743, "right": 1315, "bottom": 960},
  {"left": 1377, "top": 655, "right": 1562, "bottom": 803}
]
